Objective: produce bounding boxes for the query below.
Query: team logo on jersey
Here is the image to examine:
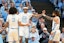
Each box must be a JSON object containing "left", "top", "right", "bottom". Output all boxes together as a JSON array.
[{"left": 22, "top": 16, "right": 27, "bottom": 23}]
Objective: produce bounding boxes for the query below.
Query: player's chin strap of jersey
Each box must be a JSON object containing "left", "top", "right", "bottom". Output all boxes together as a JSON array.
[{"left": 52, "top": 24, "right": 60, "bottom": 40}]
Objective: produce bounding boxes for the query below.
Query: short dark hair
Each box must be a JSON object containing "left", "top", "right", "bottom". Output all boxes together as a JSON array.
[
  {"left": 9, "top": 7, "right": 17, "bottom": 14},
  {"left": 53, "top": 10, "right": 60, "bottom": 16}
]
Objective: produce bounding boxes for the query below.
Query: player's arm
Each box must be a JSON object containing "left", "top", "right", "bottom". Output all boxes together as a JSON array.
[
  {"left": 18, "top": 22, "right": 30, "bottom": 26},
  {"left": 42, "top": 10, "right": 53, "bottom": 21},
  {"left": 32, "top": 13, "right": 41, "bottom": 18},
  {"left": 3, "top": 22, "right": 9, "bottom": 29},
  {"left": 3, "top": 15, "right": 9, "bottom": 29},
  {"left": 18, "top": 22, "right": 26, "bottom": 26}
]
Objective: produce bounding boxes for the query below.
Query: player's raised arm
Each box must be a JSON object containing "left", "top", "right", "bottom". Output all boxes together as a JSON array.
[
  {"left": 42, "top": 10, "right": 53, "bottom": 21},
  {"left": 32, "top": 13, "right": 38, "bottom": 16}
]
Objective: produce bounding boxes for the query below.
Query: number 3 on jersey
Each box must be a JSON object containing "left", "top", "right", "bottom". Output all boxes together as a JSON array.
[{"left": 12, "top": 18, "right": 15, "bottom": 22}]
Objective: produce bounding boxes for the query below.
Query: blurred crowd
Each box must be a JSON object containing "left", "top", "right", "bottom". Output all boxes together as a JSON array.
[
  {"left": 0, "top": 0, "right": 64, "bottom": 43},
  {"left": 50, "top": 0, "right": 64, "bottom": 18}
]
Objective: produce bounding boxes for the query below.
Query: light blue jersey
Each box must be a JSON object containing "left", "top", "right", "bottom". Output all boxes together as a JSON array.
[{"left": 0, "top": 34, "right": 3, "bottom": 43}]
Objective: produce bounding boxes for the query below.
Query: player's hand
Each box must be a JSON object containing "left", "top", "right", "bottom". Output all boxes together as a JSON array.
[
  {"left": 50, "top": 31, "right": 54, "bottom": 35},
  {"left": 42, "top": 10, "right": 46, "bottom": 14},
  {"left": 42, "top": 10, "right": 46, "bottom": 16}
]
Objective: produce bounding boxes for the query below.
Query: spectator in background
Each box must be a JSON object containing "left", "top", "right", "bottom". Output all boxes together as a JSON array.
[
  {"left": 17, "top": 4, "right": 23, "bottom": 13},
  {"left": 0, "top": 2, "right": 8, "bottom": 12},
  {"left": 9, "top": 2, "right": 15, "bottom": 8},
  {"left": 2, "top": 0, "right": 7, "bottom": 5},
  {"left": 25, "top": 1, "right": 31, "bottom": 8},
  {"left": 29, "top": 26, "right": 39, "bottom": 43},
  {"left": 25, "top": 1, "right": 33, "bottom": 13},
  {"left": 50, "top": 0, "right": 61, "bottom": 7},
  {"left": 61, "top": 27, "right": 64, "bottom": 43},
  {"left": 22, "top": 0, "right": 31, "bottom": 6},
  {"left": 7, "top": 0, "right": 15, "bottom": 9},
  {"left": 0, "top": 2, "right": 8, "bottom": 22},
  {"left": 62, "top": 0, "right": 64, "bottom": 18},
  {"left": 39, "top": 27, "right": 49, "bottom": 43},
  {"left": 58, "top": 0, "right": 62, "bottom": 9},
  {"left": 31, "top": 9, "right": 39, "bottom": 24},
  {"left": 2, "top": 8, "right": 8, "bottom": 22},
  {"left": 36, "top": 17, "right": 45, "bottom": 30},
  {"left": 39, "top": 23, "right": 45, "bottom": 35},
  {"left": 29, "top": 19, "right": 36, "bottom": 31},
  {"left": 14, "top": 0, "right": 22, "bottom": 8},
  {"left": 0, "top": 0, "right": 2, "bottom": 8}
]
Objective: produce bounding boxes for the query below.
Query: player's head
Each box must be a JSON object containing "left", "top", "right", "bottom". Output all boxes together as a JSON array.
[
  {"left": 52, "top": 10, "right": 60, "bottom": 17},
  {"left": 23, "top": 7, "right": 28, "bottom": 13},
  {"left": 9, "top": 7, "right": 18, "bottom": 15}
]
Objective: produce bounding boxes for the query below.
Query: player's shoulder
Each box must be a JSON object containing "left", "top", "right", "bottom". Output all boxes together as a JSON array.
[
  {"left": 53, "top": 16, "right": 60, "bottom": 21},
  {"left": 54, "top": 16, "right": 60, "bottom": 19}
]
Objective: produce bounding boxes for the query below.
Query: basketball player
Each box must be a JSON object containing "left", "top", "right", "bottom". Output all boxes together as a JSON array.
[
  {"left": 3, "top": 7, "right": 25, "bottom": 43},
  {"left": 42, "top": 10, "right": 61, "bottom": 43},
  {"left": 19, "top": 7, "right": 32, "bottom": 43},
  {"left": 19, "top": 7, "right": 39, "bottom": 43}
]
